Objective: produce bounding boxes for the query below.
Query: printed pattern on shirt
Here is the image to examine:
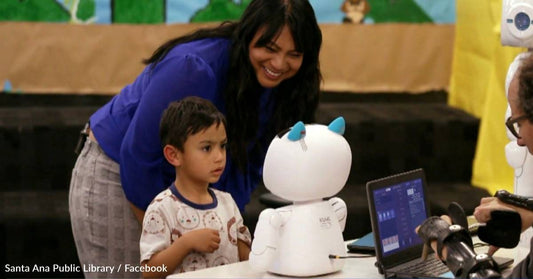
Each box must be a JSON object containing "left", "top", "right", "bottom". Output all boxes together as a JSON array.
[{"left": 140, "top": 187, "right": 251, "bottom": 274}]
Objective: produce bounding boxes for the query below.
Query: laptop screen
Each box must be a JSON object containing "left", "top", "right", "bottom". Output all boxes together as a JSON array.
[{"left": 372, "top": 177, "right": 428, "bottom": 257}]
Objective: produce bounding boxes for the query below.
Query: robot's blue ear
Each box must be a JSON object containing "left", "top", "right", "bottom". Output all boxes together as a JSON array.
[
  {"left": 288, "top": 121, "right": 306, "bottom": 141},
  {"left": 328, "top": 117, "right": 345, "bottom": 135}
]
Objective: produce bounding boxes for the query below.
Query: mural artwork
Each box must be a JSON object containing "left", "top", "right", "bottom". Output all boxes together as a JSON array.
[{"left": 0, "top": 0, "right": 455, "bottom": 24}]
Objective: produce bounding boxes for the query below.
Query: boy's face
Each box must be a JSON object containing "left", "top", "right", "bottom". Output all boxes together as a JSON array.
[{"left": 177, "top": 123, "right": 227, "bottom": 185}]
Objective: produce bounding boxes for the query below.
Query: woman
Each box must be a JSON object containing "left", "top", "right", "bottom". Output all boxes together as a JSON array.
[{"left": 68, "top": 0, "right": 322, "bottom": 277}]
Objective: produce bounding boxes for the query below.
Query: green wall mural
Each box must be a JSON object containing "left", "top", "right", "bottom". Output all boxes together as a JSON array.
[
  {"left": 0, "top": 0, "right": 455, "bottom": 24},
  {"left": 191, "top": 0, "right": 252, "bottom": 23},
  {"left": 0, "top": 0, "right": 95, "bottom": 23},
  {"left": 112, "top": 0, "right": 165, "bottom": 24},
  {"left": 367, "top": 0, "right": 432, "bottom": 23}
]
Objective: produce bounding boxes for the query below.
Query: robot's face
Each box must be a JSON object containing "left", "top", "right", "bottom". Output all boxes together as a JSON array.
[{"left": 262, "top": 117, "right": 352, "bottom": 201}]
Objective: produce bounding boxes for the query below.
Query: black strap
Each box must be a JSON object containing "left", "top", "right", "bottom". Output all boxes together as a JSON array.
[
  {"left": 495, "top": 189, "right": 533, "bottom": 210},
  {"left": 477, "top": 210, "right": 521, "bottom": 248},
  {"left": 74, "top": 122, "right": 90, "bottom": 155}
]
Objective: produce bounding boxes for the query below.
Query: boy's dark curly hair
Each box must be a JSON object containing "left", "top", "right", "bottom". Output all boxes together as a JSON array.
[{"left": 160, "top": 96, "right": 226, "bottom": 151}]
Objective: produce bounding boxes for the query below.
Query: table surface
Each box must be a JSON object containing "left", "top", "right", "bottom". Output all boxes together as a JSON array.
[{"left": 168, "top": 238, "right": 516, "bottom": 278}]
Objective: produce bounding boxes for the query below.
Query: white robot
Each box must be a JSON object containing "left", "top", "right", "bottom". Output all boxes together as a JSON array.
[
  {"left": 249, "top": 117, "right": 352, "bottom": 276},
  {"left": 502, "top": 0, "right": 533, "bottom": 262}
]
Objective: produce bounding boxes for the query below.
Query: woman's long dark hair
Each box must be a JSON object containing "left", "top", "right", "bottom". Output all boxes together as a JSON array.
[{"left": 144, "top": 0, "right": 322, "bottom": 172}]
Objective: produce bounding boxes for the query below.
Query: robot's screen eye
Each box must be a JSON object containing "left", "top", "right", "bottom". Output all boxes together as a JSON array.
[
  {"left": 276, "top": 127, "right": 291, "bottom": 138},
  {"left": 515, "top": 12, "right": 531, "bottom": 31}
]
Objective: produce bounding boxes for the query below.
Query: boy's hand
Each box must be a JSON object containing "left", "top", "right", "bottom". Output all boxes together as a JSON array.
[{"left": 184, "top": 229, "right": 221, "bottom": 253}]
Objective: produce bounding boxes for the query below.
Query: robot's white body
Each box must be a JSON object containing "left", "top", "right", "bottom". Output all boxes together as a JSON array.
[
  {"left": 249, "top": 117, "right": 352, "bottom": 277},
  {"left": 250, "top": 200, "right": 347, "bottom": 276},
  {"left": 504, "top": 52, "right": 533, "bottom": 262}
]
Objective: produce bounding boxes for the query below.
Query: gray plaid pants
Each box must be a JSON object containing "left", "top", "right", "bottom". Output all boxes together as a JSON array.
[{"left": 69, "top": 138, "right": 141, "bottom": 278}]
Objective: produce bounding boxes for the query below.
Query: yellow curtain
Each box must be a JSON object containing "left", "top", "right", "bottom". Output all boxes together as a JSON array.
[{"left": 449, "top": 0, "right": 525, "bottom": 194}]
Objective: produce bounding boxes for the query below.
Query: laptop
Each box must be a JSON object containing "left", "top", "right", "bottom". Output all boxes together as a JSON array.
[{"left": 366, "top": 168, "right": 513, "bottom": 278}]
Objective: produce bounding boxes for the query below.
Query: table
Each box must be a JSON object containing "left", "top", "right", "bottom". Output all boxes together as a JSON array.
[
  {"left": 168, "top": 238, "right": 516, "bottom": 278},
  {"left": 168, "top": 252, "right": 378, "bottom": 278}
]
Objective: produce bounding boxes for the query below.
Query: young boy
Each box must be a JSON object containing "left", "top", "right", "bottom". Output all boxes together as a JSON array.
[{"left": 140, "top": 97, "right": 251, "bottom": 278}]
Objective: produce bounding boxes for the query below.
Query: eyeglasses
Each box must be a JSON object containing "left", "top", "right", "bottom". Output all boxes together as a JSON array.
[{"left": 506, "top": 115, "right": 529, "bottom": 139}]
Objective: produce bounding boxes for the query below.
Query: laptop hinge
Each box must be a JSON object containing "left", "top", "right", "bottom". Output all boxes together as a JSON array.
[{"left": 375, "top": 261, "right": 387, "bottom": 276}]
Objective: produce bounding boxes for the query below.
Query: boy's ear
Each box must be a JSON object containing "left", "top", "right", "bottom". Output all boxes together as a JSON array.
[{"left": 163, "top": 145, "right": 182, "bottom": 167}]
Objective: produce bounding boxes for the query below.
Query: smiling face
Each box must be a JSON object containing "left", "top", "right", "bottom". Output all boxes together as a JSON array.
[
  {"left": 248, "top": 24, "right": 303, "bottom": 88},
  {"left": 175, "top": 123, "right": 227, "bottom": 186}
]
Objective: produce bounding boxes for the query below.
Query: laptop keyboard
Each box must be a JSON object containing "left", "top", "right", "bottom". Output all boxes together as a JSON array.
[{"left": 397, "top": 257, "right": 450, "bottom": 277}]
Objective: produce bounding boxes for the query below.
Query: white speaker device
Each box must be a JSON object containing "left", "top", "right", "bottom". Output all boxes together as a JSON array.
[{"left": 502, "top": 0, "right": 533, "bottom": 47}]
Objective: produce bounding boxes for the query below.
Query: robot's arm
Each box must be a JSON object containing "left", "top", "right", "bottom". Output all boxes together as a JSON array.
[
  {"left": 249, "top": 208, "right": 282, "bottom": 271},
  {"left": 328, "top": 197, "right": 347, "bottom": 232}
]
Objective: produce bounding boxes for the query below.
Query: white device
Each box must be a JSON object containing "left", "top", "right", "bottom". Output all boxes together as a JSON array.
[
  {"left": 502, "top": 0, "right": 533, "bottom": 47},
  {"left": 249, "top": 117, "right": 352, "bottom": 277}
]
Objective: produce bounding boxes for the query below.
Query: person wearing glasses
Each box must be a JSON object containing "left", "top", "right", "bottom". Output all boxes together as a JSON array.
[
  {"left": 506, "top": 58, "right": 532, "bottom": 148},
  {"left": 472, "top": 52, "right": 533, "bottom": 278},
  {"left": 417, "top": 53, "right": 533, "bottom": 278},
  {"left": 504, "top": 52, "right": 533, "bottom": 265}
]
